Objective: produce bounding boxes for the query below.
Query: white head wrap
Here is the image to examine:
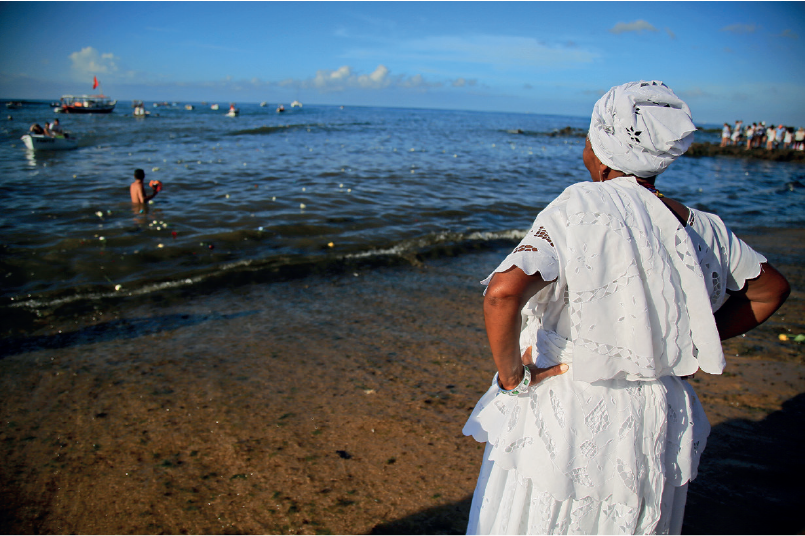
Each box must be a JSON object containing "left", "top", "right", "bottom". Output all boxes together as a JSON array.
[{"left": 588, "top": 80, "right": 696, "bottom": 178}]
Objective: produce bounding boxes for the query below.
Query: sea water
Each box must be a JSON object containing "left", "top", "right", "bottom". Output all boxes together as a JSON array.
[{"left": 1, "top": 101, "right": 803, "bottom": 312}]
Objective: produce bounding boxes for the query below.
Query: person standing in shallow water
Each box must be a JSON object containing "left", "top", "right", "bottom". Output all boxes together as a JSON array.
[
  {"left": 130, "top": 168, "right": 159, "bottom": 205},
  {"left": 463, "top": 80, "right": 790, "bottom": 535}
]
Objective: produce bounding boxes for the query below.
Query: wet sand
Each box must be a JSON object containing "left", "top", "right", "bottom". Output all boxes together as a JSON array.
[{"left": 1, "top": 229, "right": 803, "bottom": 535}]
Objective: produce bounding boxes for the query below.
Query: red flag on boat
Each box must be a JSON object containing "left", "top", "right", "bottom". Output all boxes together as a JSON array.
[{"left": 93, "top": 76, "right": 99, "bottom": 90}]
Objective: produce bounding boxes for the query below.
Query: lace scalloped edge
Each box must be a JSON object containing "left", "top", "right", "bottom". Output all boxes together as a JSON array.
[
  {"left": 480, "top": 251, "right": 560, "bottom": 287},
  {"left": 727, "top": 252, "right": 768, "bottom": 292}
]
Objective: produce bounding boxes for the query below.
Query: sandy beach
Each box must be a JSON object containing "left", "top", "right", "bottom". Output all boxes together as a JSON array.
[{"left": 1, "top": 228, "right": 803, "bottom": 535}]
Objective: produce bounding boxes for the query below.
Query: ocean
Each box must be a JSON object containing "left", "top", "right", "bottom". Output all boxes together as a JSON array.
[{"left": 1, "top": 101, "right": 804, "bottom": 316}]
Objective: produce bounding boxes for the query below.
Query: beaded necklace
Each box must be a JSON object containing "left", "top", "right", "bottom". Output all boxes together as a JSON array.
[{"left": 635, "top": 178, "right": 664, "bottom": 198}]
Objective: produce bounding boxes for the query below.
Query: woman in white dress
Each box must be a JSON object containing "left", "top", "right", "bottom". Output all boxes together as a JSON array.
[{"left": 463, "top": 81, "right": 790, "bottom": 535}]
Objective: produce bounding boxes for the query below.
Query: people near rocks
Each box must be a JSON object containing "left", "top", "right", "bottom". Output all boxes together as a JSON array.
[
  {"left": 745, "top": 122, "right": 755, "bottom": 150},
  {"left": 766, "top": 124, "right": 777, "bottom": 150},
  {"left": 720, "top": 122, "right": 731, "bottom": 147},
  {"left": 783, "top": 127, "right": 793, "bottom": 150},
  {"left": 730, "top": 120, "right": 743, "bottom": 145},
  {"left": 776, "top": 124, "right": 786, "bottom": 148},
  {"left": 794, "top": 126, "right": 805, "bottom": 151}
]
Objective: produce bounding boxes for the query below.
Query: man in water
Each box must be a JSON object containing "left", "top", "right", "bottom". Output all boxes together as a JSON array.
[{"left": 130, "top": 169, "right": 159, "bottom": 205}]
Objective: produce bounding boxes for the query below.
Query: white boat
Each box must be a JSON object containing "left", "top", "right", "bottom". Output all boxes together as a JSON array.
[
  {"left": 226, "top": 108, "right": 239, "bottom": 117},
  {"left": 185, "top": 104, "right": 194, "bottom": 111},
  {"left": 211, "top": 104, "right": 219, "bottom": 110},
  {"left": 260, "top": 101, "right": 268, "bottom": 107},
  {"left": 21, "top": 134, "right": 77, "bottom": 151},
  {"left": 291, "top": 100, "right": 302, "bottom": 108},
  {"left": 276, "top": 105, "right": 285, "bottom": 113},
  {"left": 134, "top": 106, "right": 150, "bottom": 117}
]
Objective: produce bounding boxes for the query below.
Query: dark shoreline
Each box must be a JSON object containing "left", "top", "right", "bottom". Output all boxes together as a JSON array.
[{"left": 684, "top": 142, "right": 805, "bottom": 163}]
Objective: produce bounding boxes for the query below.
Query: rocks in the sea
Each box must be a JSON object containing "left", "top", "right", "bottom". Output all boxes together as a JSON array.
[
  {"left": 684, "top": 142, "right": 805, "bottom": 162},
  {"left": 547, "top": 126, "right": 587, "bottom": 138}
]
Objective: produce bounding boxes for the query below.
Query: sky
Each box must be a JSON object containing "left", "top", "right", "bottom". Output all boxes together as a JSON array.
[{"left": 1, "top": 1, "right": 804, "bottom": 125}]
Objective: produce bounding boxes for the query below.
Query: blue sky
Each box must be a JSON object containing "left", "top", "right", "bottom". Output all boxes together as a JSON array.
[{"left": 2, "top": 1, "right": 804, "bottom": 124}]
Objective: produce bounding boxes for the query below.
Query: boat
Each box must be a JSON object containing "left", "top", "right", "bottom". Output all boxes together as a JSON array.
[
  {"left": 185, "top": 104, "right": 194, "bottom": 111},
  {"left": 291, "top": 100, "right": 302, "bottom": 108},
  {"left": 276, "top": 104, "right": 285, "bottom": 113},
  {"left": 133, "top": 105, "right": 150, "bottom": 117},
  {"left": 54, "top": 94, "right": 116, "bottom": 114},
  {"left": 21, "top": 134, "right": 77, "bottom": 151},
  {"left": 211, "top": 104, "right": 219, "bottom": 110},
  {"left": 6, "top": 101, "right": 22, "bottom": 109},
  {"left": 226, "top": 104, "right": 239, "bottom": 117},
  {"left": 260, "top": 101, "right": 268, "bottom": 107}
]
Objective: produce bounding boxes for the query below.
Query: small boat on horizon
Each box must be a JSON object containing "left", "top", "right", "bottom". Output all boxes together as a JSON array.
[
  {"left": 185, "top": 104, "right": 194, "bottom": 110},
  {"left": 226, "top": 104, "right": 239, "bottom": 117},
  {"left": 291, "top": 100, "right": 302, "bottom": 108},
  {"left": 260, "top": 101, "right": 268, "bottom": 107},
  {"left": 211, "top": 104, "right": 219, "bottom": 110},
  {"left": 276, "top": 104, "right": 285, "bottom": 113}
]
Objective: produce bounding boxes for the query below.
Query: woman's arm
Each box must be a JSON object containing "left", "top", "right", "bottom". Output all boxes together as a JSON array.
[
  {"left": 714, "top": 262, "right": 790, "bottom": 340},
  {"left": 484, "top": 266, "right": 567, "bottom": 389}
]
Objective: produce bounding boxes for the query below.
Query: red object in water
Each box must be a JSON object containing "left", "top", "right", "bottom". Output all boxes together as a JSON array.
[
  {"left": 171, "top": 231, "right": 177, "bottom": 239},
  {"left": 149, "top": 180, "right": 163, "bottom": 193},
  {"left": 208, "top": 244, "right": 214, "bottom": 250}
]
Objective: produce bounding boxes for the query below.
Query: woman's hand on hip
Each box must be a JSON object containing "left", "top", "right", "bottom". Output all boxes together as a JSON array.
[{"left": 521, "top": 346, "right": 569, "bottom": 385}]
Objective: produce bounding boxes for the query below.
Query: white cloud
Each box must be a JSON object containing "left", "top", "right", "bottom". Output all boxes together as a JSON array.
[
  {"left": 69, "top": 47, "right": 119, "bottom": 79},
  {"left": 452, "top": 78, "right": 477, "bottom": 88},
  {"left": 721, "top": 24, "right": 757, "bottom": 34},
  {"left": 306, "top": 64, "right": 394, "bottom": 92},
  {"left": 609, "top": 20, "right": 659, "bottom": 35}
]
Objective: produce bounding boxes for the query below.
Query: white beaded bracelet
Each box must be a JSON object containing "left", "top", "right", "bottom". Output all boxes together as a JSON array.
[{"left": 498, "top": 365, "right": 531, "bottom": 396}]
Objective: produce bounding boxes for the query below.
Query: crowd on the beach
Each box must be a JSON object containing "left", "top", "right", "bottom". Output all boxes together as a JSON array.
[{"left": 720, "top": 120, "right": 805, "bottom": 150}]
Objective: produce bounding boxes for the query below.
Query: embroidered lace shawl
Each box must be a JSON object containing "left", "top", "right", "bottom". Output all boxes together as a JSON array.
[{"left": 481, "top": 176, "right": 766, "bottom": 383}]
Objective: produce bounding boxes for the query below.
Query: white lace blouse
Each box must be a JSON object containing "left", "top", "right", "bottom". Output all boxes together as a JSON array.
[{"left": 464, "top": 177, "right": 767, "bottom": 533}]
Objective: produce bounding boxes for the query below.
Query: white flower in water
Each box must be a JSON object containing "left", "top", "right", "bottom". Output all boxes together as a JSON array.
[
  {"left": 300, "top": 203, "right": 306, "bottom": 209},
  {"left": 271, "top": 196, "right": 276, "bottom": 201},
  {"left": 152, "top": 167, "right": 159, "bottom": 172},
  {"left": 158, "top": 244, "right": 164, "bottom": 248},
  {"left": 95, "top": 211, "right": 103, "bottom": 218},
  {"left": 99, "top": 236, "right": 105, "bottom": 241},
  {"left": 114, "top": 285, "right": 122, "bottom": 291}
]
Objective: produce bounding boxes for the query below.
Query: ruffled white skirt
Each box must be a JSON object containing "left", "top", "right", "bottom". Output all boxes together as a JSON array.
[{"left": 463, "top": 331, "right": 709, "bottom": 535}]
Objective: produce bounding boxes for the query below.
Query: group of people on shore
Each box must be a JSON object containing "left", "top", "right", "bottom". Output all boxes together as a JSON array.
[
  {"left": 28, "top": 118, "right": 68, "bottom": 138},
  {"left": 721, "top": 120, "right": 804, "bottom": 150}
]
